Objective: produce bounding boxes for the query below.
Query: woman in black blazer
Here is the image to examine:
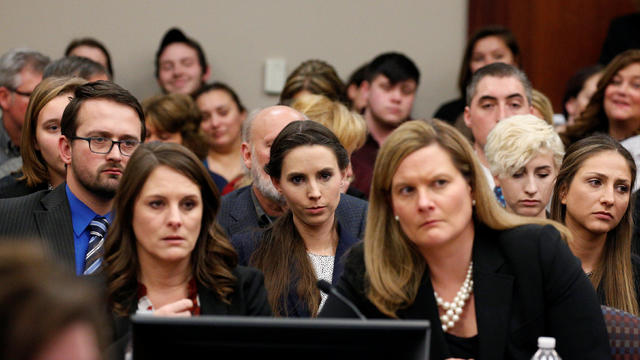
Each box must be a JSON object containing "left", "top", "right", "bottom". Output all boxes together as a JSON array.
[
  {"left": 104, "top": 143, "right": 271, "bottom": 358},
  {"left": 320, "top": 119, "right": 610, "bottom": 360}
]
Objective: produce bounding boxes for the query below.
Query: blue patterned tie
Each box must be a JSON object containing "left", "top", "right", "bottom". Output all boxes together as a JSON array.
[{"left": 83, "top": 216, "right": 109, "bottom": 275}]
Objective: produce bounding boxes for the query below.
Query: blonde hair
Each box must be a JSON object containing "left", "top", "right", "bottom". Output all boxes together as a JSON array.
[
  {"left": 485, "top": 114, "right": 564, "bottom": 178},
  {"left": 291, "top": 94, "right": 367, "bottom": 154},
  {"left": 531, "top": 89, "right": 554, "bottom": 125},
  {"left": 365, "top": 119, "right": 572, "bottom": 317}
]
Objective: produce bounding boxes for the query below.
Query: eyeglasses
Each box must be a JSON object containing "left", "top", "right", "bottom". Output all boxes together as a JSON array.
[
  {"left": 71, "top": 136, "right": 140, "bottom": 156},
  {"left": 7, "top": 86, "right": 32, "bottom": 98}
]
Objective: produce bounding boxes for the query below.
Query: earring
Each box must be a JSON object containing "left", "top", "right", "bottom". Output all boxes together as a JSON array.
[
  {"left": 472, "top": 199, "right": 476, "bottom": 206},
  {"left": 394, "top": 215, "right": 399, "bottom": 221}
]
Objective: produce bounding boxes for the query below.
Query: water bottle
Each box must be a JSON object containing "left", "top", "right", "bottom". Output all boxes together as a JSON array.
[{"left": 531, "top": 336, "right": 561, "bottom": 360}]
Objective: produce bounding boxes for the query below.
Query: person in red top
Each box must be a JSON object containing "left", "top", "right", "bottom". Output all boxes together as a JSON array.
[{"left": 350, "top": 52, "right": 420, "bottom": 198}]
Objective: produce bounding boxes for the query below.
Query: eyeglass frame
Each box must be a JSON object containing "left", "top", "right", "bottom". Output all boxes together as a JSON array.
[
  {"left": 5, "top": 86, "right": 32, "bottom": 98},
  {"left": 70, "top": 136, "right": 140, "bottom": 156}
]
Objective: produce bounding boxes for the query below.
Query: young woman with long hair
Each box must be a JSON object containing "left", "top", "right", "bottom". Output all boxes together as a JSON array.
[
  {"left": 232, "top": 120, "right": 358, "bottom": 317},
  {"left": 551, "top": 134, "right": 639, "bottom": 315}
]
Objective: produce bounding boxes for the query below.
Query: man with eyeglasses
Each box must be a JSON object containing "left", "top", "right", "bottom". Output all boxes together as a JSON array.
[
  {"left": 0, "top": 48, "right": 50, "bottom": 177},
  {"left": 0, "top": 81, "right": 145, "bottom": 275}
]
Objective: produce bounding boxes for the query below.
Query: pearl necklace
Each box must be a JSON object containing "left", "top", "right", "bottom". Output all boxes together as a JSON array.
[{"left": 434, "top": 261, "right": 473, "bottom": 332}]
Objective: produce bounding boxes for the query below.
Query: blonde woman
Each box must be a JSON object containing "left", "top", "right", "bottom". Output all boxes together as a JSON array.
[
  {"left": 320, "top": 119, "right": 609, "bottom": 359},
  {"left": 485, "top": 114, "right": 564, "bottom": 218}
]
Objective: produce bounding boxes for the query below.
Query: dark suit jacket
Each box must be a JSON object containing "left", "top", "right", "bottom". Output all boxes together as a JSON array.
[
  {"left": 109, "top": 265, "right": 272, "bottom": 360},
  {"left": 319, "top": 224, "right": 611, "bottom": 360},
  {"left": 217, "top": 185, "right": 368, "bottom": 240},
  {"left": 232, "top": 222, "right": 359, "bottom": 317},
  {"left": 0, "top": 172, "right": 48, "bottom": 199},
  {"left": 0, "top": 184, "right": 75, "bottom": 270}
]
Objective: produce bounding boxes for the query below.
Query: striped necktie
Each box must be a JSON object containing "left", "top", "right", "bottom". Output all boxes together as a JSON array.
[{"left": 83, "top": 216, "right": 109, "bottom": 275}]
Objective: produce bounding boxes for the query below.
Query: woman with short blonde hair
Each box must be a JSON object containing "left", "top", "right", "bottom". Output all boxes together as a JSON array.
[{"left": 485, "top": 114, "right": 564, "bottom": 218}]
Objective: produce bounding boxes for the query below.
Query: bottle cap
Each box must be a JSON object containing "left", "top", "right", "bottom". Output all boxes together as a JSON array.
[{"left": 538, "top": 336, "right": 556, "bottom": 348}]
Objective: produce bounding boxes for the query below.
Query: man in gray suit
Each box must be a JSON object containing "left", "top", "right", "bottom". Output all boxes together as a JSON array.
[
  {"left": 218, "top": 105, "right": 368, "bottom": 239},
  {"left": 0, "top": 81, "right": 145, "bottom": 274}
]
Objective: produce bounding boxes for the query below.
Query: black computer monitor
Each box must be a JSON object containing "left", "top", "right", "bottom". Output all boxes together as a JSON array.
[{"left": 131, "top": 315, "right": 430, "bottom": 360}]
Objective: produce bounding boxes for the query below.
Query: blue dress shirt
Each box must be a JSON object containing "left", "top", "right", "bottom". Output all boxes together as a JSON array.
[{"left": 65, "top": 185, "right": 112, "bottom": 275}]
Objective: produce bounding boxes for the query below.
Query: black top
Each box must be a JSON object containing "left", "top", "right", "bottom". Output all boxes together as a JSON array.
[
  {"left": 433, "top": 97, "right": 465, "bottom": 125},
  {"left": 0, "top": 172, "right": 48, "bottom": 199},
  {"left": 445, "top": 332, "right": 479, "bottom": 359},
  {"left": 599, "top": 13, "right": 640, "bottom": 65},
  {"left": 319, "top": 223, "right": 611, "bottom": 360},
  {"left": 596, "top": 253, "right": 640, "bottom": 307},
  {"left": 108, "top": 265, "right": 272, "bottom": 360}
]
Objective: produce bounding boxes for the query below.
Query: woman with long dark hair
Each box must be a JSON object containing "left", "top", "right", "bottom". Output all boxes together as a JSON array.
[
  {"left": 104, "top": 142, "right": 271, "bottom": 358},
  {"left": 232, "top": 120, "right": 358, "bottom": 317}
]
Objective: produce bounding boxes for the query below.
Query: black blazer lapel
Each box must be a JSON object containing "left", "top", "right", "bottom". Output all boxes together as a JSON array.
[
  {"left": 34, "top": 186, "right": 75, "bottom": 270},
  {"left": 331, "top": 222, "right": 359, "bottom": 284},
  {"left": 398, "top": 269, "right": 449, "bottom": 360},
  {"left": 473, "top": 226, "right": 514, "bottom": 360},
  {"left": 199, "top": 285, "right": 229, "bottom": 315}
]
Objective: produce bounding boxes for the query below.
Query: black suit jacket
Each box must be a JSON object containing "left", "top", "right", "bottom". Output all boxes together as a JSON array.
[
  {"left": 232, "top": 222, "right": 360, "bottom": 317},
  {"left": 0, "top": 172, "right": 48, "bottom": 199},
  {"left": 320, "top": 224, "right": 611, "bottom": 360},
  {"left": 109, "top": 265, "right": 272, "bottom": 360},
  {"left": 0, "top": 184, "right": 75, "bottom": 270},
  {"left": 217, "top": 185, "right": 368, "bottom": 240}
]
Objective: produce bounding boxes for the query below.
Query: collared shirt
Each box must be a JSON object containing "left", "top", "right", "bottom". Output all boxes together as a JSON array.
[
  {"left": 65, "top": 184, "right": 112, "bottom": 275},
  {"left": 136, "top": 278, "right": 201, "bottom": 315},
  {"left": 250, "top": 186, "right": 276, "bottom": 228}
]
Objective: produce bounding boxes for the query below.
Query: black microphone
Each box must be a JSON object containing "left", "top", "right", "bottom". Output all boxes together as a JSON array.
[{"left": 317, "top": 279, "right": 366, "bottom": 320}]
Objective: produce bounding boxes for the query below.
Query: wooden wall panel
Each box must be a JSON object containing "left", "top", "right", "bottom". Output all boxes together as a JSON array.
[{"left": 468, "top": 0, "right": 636, "bottom": 112}]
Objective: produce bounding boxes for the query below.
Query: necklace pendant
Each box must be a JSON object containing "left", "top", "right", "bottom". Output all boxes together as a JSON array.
[{"left": 434, "top": 261, "right": 474, "bottom": 332}]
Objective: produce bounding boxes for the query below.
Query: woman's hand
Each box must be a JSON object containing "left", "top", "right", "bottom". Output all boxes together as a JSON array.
[
  {"left": 153, "top": 299, "right": 193, "bottom": 317},
  {"left": 446, "top": 358, "right": 474, "bottom": 360}
]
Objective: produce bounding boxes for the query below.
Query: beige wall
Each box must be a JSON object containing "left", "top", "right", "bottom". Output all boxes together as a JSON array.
[{"left": 0, "top": 0, "right": 466, "bottom": 118}]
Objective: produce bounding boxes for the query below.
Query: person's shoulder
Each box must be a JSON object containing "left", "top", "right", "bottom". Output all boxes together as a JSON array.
[
  {"left": 343, "top": 242, "right": 365, "bottom": 271},
  {"left": 492, "top": 223, "right": 576, "bottom": 268},
  {"left": 611, "top": 12, "right": 640, "bottom": 27},
  {"left": 230, "top": 229, "right": 263, "bottom": 265},
  {"left": 232, "top": 265, "right": 264, "bottom": 282},
  {"left": 219, "top": 185, "right": 252, "bottom": 215},
  {"left": 498, "top": 223, "right": 560, "bottom": 243},
  {"left": 632, "top": 253, "right": 640, "bottom": 269},
  {"left": 230, "top": 228, "right": 262, "bottom": 246},
  {"left": 483, "top": 223, "right": 564, "bottom": 258},
  {"left": 338, "top": 193, "right": 368, "bottom": 209},
  {"left": 0, "top": 186, "right": 52, "bottom": 211},
  {"left": 433, "top": 97, "right": 465, "bottom": 123},
  {"left": 221, "top": 185, "right": 251, "bottom": 202}
]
